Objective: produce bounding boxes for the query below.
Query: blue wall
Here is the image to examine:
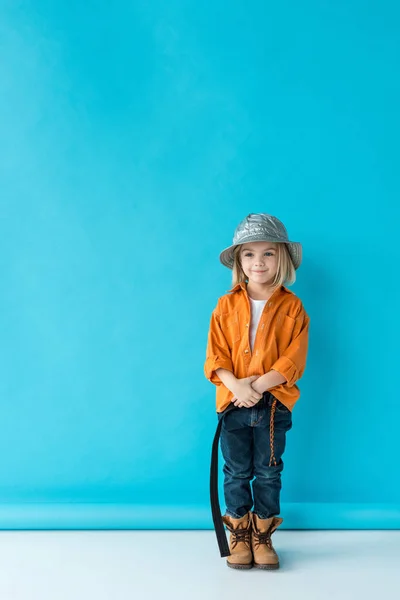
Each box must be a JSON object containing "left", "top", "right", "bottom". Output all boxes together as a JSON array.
[{"left": 0, "top": 1, "right": 399, "bottom": 529}]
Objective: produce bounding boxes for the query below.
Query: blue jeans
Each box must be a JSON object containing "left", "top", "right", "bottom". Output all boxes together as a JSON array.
[{"left": 218, "top": 391, "right": 293, "bottom": 519}]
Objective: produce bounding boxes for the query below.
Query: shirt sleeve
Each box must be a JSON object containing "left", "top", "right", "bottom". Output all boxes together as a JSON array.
[
  {"left": 204, "top": 301, "right": 234, "bottom": 386},
  {"left": 270, "top": 307, "right": 310, "bottom": 388}
]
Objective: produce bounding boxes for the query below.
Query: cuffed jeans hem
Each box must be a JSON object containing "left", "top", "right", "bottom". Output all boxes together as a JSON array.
[
  {"left": 225, "top": 509, "right": 250, "bottom": 519},
  {"left": 253, "top": 511, "right": 279, "bottom": 519}
]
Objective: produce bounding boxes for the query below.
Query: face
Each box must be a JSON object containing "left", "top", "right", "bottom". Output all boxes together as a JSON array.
[{"left": 239, "top": 241, "right": 279, "bottom": 286}]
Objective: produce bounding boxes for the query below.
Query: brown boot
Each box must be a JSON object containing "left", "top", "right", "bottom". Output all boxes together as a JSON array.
[
  {"left": 251, "top": 513, "right": 283, "bottom": 569},
  {"left": 221, "top": 511, "right": 253, "bottom": 569}
]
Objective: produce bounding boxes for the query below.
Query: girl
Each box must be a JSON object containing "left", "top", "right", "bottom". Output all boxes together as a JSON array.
[{"left": 205, "top": 213, "right": 310, "bottom": 570}]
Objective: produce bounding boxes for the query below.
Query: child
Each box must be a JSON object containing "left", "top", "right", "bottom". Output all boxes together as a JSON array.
[{"left": 204, "top": 213, "right": 310, "bottom": 570}]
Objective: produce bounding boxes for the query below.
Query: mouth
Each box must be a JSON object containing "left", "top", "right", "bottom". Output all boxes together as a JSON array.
[{"left": 252, "top": 270, "right": 266, "bottom": 273}]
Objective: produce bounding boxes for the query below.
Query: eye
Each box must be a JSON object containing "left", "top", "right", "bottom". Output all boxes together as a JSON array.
[{"left": 244, "top": 252, "right": 274, "bottom": 257}]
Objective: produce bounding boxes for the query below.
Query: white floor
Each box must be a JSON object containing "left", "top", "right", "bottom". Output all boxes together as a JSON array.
[{"left": 0, "top": 530, "right": 398, "bottom": 600}]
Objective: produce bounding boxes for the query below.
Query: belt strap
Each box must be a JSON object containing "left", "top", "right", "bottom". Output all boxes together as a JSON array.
[
  {"left": 210, "top": 393, "right": 272, "bottom": 557},
  {"left": 209, "top": 403, "right": 238, "bottom": 557}
]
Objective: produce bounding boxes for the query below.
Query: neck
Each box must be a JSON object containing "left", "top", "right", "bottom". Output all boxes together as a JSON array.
[{"left": 246, "top": 280, "right": 280, "bottom": 300}]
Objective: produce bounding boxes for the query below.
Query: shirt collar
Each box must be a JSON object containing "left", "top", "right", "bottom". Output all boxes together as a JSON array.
[
  {"left": 227, "top": 281, "right": 247, "bottom": 293},
  {"left": 227, "top": 281, "right": 291, "bottom": 296}
]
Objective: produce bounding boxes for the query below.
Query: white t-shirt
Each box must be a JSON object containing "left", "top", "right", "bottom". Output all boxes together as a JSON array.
[{"left": 249, "top": 298, "right": 268, "bottom": 350}]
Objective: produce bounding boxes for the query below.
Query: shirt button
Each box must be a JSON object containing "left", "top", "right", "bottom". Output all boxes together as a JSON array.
[
  {"left": 245, "top": 349, "right": 249, "bottom": 353},
  {"left": 246, "top": 323, "right": 249, "bottom": 327}
]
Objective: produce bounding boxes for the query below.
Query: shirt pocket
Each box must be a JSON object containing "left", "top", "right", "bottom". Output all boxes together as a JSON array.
[
  {"left": 282, "top": 314, "right": 296, "bottom": 334},
  {"left": 277, "top": 314, "right": 296, "bottom": 349},
  {"left": 221, "top": 310, "right": 241, "bottom": 344}
]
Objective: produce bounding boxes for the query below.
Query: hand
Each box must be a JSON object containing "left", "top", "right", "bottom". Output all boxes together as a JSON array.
[
  {"left": 230, "top": 375, "right": 263, "bottom": 408},
  {"left": 249, "top": 377, "right": 265, "bottom": 396}
]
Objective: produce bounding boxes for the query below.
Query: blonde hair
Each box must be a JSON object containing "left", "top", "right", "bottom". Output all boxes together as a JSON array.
[{"left": 231, "top": 242, "right": 296, "bottom": 289}]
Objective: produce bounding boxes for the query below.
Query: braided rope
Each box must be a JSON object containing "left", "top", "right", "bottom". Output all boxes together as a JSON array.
[{"left": 269, "top": 399, "right": 277, "bottom": 467}]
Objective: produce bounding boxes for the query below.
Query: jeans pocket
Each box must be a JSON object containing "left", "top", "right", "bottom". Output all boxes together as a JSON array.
[{"left": 270, "top": 394, "right": 291, "bottom": 414}]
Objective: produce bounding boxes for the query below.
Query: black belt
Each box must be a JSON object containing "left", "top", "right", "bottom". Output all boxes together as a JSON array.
[
  {"left": 209, "top": 402, "right": 239, "bottom": 557},
  {"left": 210, "top": 392, "right": 271, "bottom": 557}
]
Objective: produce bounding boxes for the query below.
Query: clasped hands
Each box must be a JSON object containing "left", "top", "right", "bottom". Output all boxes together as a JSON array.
[{"left": 230, "top": 375, "right": 265, "bottom": 409}]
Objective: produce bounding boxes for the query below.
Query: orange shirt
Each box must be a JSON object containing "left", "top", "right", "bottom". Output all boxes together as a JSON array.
[{"left": 204, "top": 281, "right": 310, "bottom": 413}]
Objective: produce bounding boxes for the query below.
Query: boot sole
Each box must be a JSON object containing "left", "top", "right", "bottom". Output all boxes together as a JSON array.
[
  {"left": 226, "top": 561, "right": 253, "bottom": 570},
  {"left": 253, "top": 562, "right": 279, "bottom": 570}
]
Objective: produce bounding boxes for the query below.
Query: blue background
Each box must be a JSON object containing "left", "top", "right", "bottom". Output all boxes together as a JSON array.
[{"left": 0, "top": 1, "right": 399, "bottom": 529}]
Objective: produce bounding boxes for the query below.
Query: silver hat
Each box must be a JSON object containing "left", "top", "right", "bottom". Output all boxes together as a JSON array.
[{"left": 219, "top": 213, "right": 302, "bottom": 270}]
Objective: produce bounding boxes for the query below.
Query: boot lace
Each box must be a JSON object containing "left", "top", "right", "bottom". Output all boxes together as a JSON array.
[
  {"left": 252, "top": 529, "right": 273, "bottom": 549},
  {"left": 231, "top": 528, "right": 251, "bottom": 550}
]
